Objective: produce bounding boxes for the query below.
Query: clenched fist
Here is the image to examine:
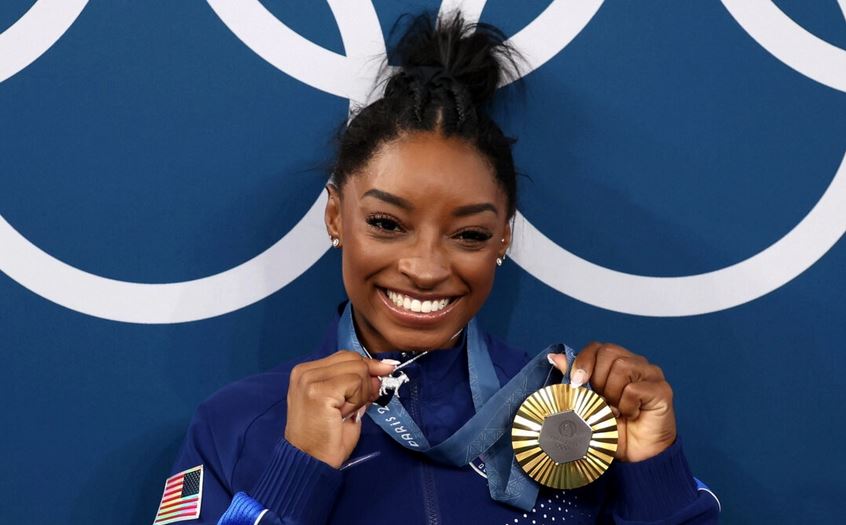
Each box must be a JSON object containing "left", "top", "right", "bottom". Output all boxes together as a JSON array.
[
  {"left": 285, "top": 351, "right": 395, "bottom": 468},
  {"left": 549, "top": 342, "right": 677, "bottom": 463}
]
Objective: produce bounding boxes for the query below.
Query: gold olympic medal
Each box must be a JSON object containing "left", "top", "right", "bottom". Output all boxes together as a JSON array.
[{"left": 511, "top": 383, "right": 618, "bottom": 490}]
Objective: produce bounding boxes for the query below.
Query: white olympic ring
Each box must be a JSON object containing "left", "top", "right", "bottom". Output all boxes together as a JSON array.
[
  {"left": 0, "top": 0, "right": 88, "bottom": 83},
  {"left": 509, "top": 152, "right": 846, "bottom": 316},
  {"left": 507, "top": 0, "right": 846, "bottom": 316},
  {"left": 0, "top": 0, "right": 844, "bottom": 321},
  {"left": 722, "top": 0, "right": 846, "bottom": 94}
]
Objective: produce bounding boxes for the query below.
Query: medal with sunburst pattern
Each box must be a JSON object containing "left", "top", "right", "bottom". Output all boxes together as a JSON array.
[{"left": 512, "top": 384, "right": 618, "bottom": 489}]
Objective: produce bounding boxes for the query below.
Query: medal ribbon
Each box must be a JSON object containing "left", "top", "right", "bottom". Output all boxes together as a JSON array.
[{"left": 338, "top": 304, "right": 575, "bottom": 512}]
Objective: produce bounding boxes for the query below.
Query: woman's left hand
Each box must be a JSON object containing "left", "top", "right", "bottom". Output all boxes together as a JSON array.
[{"left": 549, "top": 342, "right": 676, "bottom": 462}]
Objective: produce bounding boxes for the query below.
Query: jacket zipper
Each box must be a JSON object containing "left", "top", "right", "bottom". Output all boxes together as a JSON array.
[{"left": 410, "top": 381, "right": 441, "bottom": 525}]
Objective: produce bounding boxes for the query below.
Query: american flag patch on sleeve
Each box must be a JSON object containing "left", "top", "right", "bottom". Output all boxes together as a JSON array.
[{"left": 153, "top": 465, "right": 203, "bottom": 524}]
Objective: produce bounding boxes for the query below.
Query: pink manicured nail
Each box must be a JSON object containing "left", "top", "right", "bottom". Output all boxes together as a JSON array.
[{"left": 570, "top": 368, "right": 587, "bottom": 389}]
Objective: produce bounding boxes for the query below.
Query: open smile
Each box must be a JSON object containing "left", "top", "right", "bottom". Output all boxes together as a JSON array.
[{"left": 377, "top": 287, "right": 462, "bottom": 324}]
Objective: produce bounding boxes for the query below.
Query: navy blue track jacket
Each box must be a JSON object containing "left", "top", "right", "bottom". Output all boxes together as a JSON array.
[{"left": 160, "top": 309, "right": 720, "bottom": 524}]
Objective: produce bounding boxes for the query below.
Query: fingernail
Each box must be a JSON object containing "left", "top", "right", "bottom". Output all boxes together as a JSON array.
[
  {"left": 381, "top": 359, "right": 400, "bottom": 368},
  {"left": 570, "top": 368, "right": 586, "bottom": 389},
  {"left": 356, "top": 405, "right": 367, "bottom": 423},
  {"left": 546, "top": 353, "right": 558, "bottom": 367}
]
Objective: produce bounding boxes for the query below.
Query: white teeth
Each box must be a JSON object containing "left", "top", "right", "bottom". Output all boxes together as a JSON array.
[{"left": 385, "top": 290, "right": 452, "bottom": 313}]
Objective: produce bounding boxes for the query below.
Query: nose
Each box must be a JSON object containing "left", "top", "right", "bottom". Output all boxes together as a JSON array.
[{"left": 397, "top": 244, "right": 450, "bottom": 291}]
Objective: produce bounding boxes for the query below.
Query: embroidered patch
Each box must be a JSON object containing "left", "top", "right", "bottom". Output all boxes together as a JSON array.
[{"left": 153, "top": 465, "right": 203, "bottom": 524}]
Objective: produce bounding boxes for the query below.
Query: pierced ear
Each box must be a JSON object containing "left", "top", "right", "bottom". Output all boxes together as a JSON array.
[
  {"left": 500, "top": 220, "right": 513, "bottom": 258},
  {"left": 324, "top": 184, "right": 343, "bottom": 241}
]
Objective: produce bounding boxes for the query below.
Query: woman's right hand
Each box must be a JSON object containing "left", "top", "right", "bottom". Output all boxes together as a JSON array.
[{"left": 285, "top": 350, "right": 395, "bottom": 468}]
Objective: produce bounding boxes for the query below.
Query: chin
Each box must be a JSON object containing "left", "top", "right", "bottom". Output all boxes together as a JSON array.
[{"left": 373, "top": 303, "right": 472, "bottom": 352}]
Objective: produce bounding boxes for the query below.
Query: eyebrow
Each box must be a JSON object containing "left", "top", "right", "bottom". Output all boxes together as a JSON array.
[
  {"left": 362, "top": 188, "right": 498, "bottom": 217},
  {"left": 452, "top": 202, "right": 499, "bottom": 217},
  {"left": 362, "top": 189, "right": 413, "bottom": 210}
]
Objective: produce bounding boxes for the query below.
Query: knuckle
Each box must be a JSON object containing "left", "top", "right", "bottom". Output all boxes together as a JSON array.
[
  {"left": 611, "top": 355, "right": 631, "bottom": 370},
  {"left": 624, "top": 380, "right": 649, "bottom": 400},
  {"left": 294, "top": 369, "right": 309, "bottom": 389},
  {"left": 580, "top": 342, "right": 600, "bottom": 356},
  {"left": 354, "top": 360, "right": 369, "bottom": 375},
  {"left": 340, "top": 374, "right": 363, "bottom": 396},
  {"left": 610, "top": 356, "right": 637, "bottom": 376},
  {"left": 606, "top": 342, "right": 635, "bottom": 357},
  {"left": 298, "top": 368, "right": 316, "bottom": 387},
  {"left": 304, "top": 381, "right": 323, "bottom": 400},
  {"left": 620, "top": 380, "right": 637, "bottom": 396}
]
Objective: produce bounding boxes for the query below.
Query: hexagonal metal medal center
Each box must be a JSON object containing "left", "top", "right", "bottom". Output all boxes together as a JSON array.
[{"left": 538, "top": 410, "right": 592, "bottom": 464}]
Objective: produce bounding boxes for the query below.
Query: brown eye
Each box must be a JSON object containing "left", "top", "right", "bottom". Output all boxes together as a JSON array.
[
  {"left": 366, "top": 214, "right": 403, "bottom": 233},
  {"left": 455, "top": 229, "right": 493, "bottom": 244}
]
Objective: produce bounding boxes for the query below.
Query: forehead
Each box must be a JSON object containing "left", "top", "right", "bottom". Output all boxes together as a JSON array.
[{"left": 348, "top": 132, "right": 504, "bottom": 206}]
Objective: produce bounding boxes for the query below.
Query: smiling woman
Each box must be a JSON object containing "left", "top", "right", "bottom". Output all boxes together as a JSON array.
[
  {"left": 160, "top": 11, "right": 719, "bottom": 525},
  {"left": 326, "top": 132, "right": 510, "bottom": 354}
]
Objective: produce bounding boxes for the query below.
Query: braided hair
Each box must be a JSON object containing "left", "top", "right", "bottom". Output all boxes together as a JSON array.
[{"left": 331, "top": 11, "right": 523, "bottom": 218}]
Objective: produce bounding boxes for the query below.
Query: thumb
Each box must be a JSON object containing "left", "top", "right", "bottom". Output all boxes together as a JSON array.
[{"left": 547, "top": 351, "right": 588, "bottom": 388}]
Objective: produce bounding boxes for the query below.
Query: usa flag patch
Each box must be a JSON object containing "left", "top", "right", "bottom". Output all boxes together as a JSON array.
[{"left": 153, "top": 465, "right": 203, "bottom": 524}]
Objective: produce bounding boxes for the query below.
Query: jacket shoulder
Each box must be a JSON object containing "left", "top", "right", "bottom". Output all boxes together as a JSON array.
[
  {"left": 194, "top": 311, "right": 341, "bottom": 444},
  {"left": 173, "top": 351, "right": 324, "bottom": 480}
]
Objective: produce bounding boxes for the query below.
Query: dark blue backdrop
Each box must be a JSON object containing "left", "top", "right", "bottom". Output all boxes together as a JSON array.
[{"left": 2, "top": 1, "right": 845, "bottom": 523}]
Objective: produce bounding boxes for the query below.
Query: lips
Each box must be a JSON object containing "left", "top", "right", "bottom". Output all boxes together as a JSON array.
[
  {"left": 384, "top": 289, "right": 452, "bottom": 313},
  {"left": 377, "top": 287, "right": 461, "bottom": 325}
]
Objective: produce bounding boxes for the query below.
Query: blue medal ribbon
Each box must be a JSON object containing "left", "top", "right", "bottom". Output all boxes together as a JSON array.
[{"left": 338, "top": 304, "right": 575, "bottom": 512}]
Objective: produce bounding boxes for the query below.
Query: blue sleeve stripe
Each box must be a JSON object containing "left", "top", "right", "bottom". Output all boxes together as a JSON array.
[
  {"left": 218, "top": 491, "right": 266, "bottom": 525},
  {"left": 694, "top": 477, "right": 721, "bottom": 512},
  {"left": 253, "top": 509, "right": 268, "bottom": 525}
]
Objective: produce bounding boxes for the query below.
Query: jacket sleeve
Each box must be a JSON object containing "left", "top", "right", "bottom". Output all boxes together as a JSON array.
[
  {"left": 224, "top": 438, "right": 344, "bottom": 525},
  {"left": 161, "top": 403, "right": 343, "bottom": 525},
  {"left": 604, "top": 439, "right": 720, "bottom": 524},
  {"left": 155, "top": 404, "right": 236, "bottom": 524}
]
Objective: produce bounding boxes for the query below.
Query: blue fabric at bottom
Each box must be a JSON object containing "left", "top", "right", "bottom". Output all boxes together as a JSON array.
[{"left": 218, "top": 491, "right": 265, "bottom": 525}]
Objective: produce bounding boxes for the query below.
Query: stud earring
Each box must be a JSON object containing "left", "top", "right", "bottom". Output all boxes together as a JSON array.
[
  {"left": 498, "top": 238, "right": 508, "bottom": 266},
  {"left": 331, "top": 237, "right": 340, "bottom": 248}
]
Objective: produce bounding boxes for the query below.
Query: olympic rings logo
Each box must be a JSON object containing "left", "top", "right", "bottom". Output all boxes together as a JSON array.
[{"left": 1, "top": 0, "right": 845, "bottom": 323}]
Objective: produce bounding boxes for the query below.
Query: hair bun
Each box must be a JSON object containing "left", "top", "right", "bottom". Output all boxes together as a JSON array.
[
  {"left": 334, "top": 10, "right": 522, "bottom": 219},
  {"left": 385, "top": 11, "right": 520, "bottom": 108}
]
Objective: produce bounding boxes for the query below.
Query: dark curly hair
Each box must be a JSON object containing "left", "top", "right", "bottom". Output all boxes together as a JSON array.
[{"left": 331, "top": 10, "right": 523, "bottom": 218}]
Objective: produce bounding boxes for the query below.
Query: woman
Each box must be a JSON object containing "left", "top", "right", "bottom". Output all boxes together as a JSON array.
[{"left": 155, "top": 12, "right": 719, "bottom": 525}]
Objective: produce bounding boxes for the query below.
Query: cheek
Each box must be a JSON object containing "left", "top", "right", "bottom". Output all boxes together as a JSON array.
[
  {"left": 340, "top": 235, "right": 395, "bottom": 295},
  {"left": 453, "top": 253, "right": 497, "bottom": 298},
  {"left": 344, "top": 236, "right": 394, "bottom": 272}
]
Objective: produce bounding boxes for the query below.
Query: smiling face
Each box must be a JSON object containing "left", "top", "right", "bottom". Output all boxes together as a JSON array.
[{"left": 325, "top": 131, "right": 512, "bottom": 354}]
